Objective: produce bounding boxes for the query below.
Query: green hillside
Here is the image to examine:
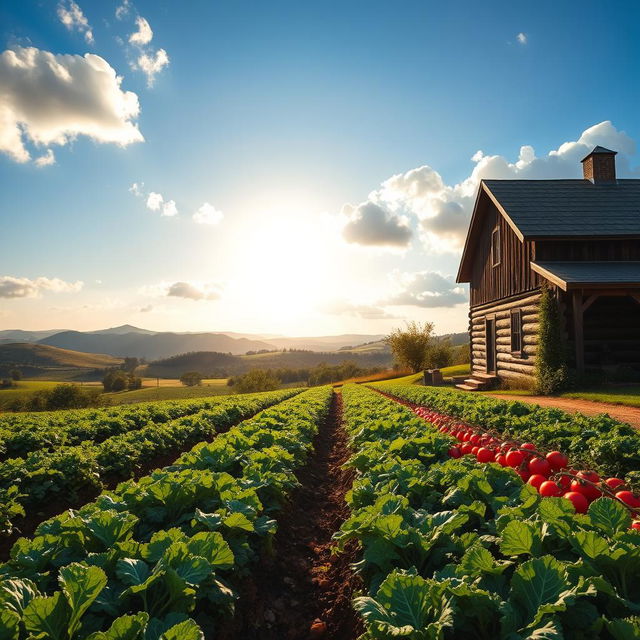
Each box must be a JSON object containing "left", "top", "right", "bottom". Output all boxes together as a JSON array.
[{"left": 0, "top": 343, "right": 121, "bottom": 380}]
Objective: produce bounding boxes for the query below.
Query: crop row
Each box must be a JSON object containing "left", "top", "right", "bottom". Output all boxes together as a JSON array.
[
  {"left": 0, "top": 396, "right": 262, "bottom": 461},
  {"left": 0, "top": 389, "right": 301, "bottom": 536},
  {"left": 373, "top": 382, "right": 640, "bottom": 491},
  {"left": 0, "top": 386, "right": 333, "bottom": 639},
  {"left": 337, "top": 384, "right": 640, "bottom": 639}
]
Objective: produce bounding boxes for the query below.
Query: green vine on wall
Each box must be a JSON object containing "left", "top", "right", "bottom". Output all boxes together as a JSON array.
[{"left": 535, "top": 282, "right": 568, "bottom": 395}]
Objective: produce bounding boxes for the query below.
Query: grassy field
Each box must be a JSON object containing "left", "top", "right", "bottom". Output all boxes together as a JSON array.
[
  {"left": 101, "top": 378, "right": 231, "bottom": 404},
  {"left": 487, "top": 385, "right": 640, "bottom": 407},
  {"left": 0, "top": 380, "right": 102, "bottom": 409}
]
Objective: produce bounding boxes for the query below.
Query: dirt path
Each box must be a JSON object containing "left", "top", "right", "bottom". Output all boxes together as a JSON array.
[
  {"left": 486, "top": 393, "right": 640, "bottom": 428},
  {"left": 224, "top": 390, "right": 362, "bottom": 640}
]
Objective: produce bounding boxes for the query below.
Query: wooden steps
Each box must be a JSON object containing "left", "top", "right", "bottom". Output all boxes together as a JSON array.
[{"left": 455, "top": 373, "right": 498, "bottom": 392}]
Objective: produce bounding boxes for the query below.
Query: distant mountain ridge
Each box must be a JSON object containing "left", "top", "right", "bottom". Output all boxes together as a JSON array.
[
  {"left": 0, "top": 325, "right": 389, "bottom": 360},
  {"left": 0, "top": 325, "right": 465, "bottom": 361}
]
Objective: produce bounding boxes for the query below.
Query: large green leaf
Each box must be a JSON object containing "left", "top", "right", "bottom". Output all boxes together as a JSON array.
[
  {"left": 0, "top": 611, "right": 19, "bottom": 640},
  {"left": 500, "top": 521, "right": 541, "bottom": 557},
  {"left": 0, "top": 578, "right": 40, "bottom": 615},
  {"left": 510, "top": 556, "right": 567, "bottom": 625},
  {"left": 186, "top": 532, "right": 234, "bottom": 570},
  {"left": 116, "top": 559, "right": 151, "bottom": 587},
  {"left": 59, "top": 563, "right": 108, "bottom": 637},
  {"left": 23, "top": 592, "right": 70, "bottom": 640},
  {"left": 588, "top": 498, "right": 631, "bottom": 536},
  {"left": 83, "top": 510, "right": 139, "bottom": 549},
  {"left": 607, "top": 617, "right": 640, "bottom": 640},
  {"left": 354, "top": 569, "right": 453, "bottom": 638},
  {"left": 87, "top": 612, "right": 149, "bottom": 640},
  {"left": 160, "top": 619, "right": 204, "bottom": 640}
]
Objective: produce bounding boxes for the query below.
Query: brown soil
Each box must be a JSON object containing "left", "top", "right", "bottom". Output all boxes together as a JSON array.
[{"left": 220, "top": 391, "right": 362, "bottom": 640}]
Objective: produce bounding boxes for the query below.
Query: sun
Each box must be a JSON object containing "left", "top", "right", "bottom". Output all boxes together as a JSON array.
[{"left": 226, "top": 211, "right": 340, "bottom": 331}]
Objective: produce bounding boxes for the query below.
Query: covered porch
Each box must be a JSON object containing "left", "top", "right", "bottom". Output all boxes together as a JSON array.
[{"left": 531, "top": 261, "right": 640, "bottom": 376}]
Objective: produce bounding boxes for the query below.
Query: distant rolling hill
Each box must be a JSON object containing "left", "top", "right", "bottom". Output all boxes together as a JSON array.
[
  {"left": 39, "top": 330, "right": 275, "bottom": 360},
  {"left": 143, "top": 348, "right": 394, "bottom": 378},
  {"left": 0, "top": 343, "right": 122, "bottom": 380}
]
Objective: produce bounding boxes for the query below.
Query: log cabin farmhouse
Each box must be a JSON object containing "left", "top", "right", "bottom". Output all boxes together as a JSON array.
[{"left": 456, "top": 146, "right": 640, "bottom": 390}]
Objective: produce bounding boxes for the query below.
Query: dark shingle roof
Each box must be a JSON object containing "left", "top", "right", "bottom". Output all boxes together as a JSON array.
[
  {"left": 581, "top": 145, "right": 617, "bottom": 161},
  {"left": 483, "top": 179, "right": 640, "bottom": 237},
  {"left": 531, "top": 261, "right": 640, "bottom": 289}
]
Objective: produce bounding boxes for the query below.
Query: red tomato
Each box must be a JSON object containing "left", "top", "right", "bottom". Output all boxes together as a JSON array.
[
  {"left": 518, "top": 469, "right": 531, "bottom": 482},
  {"left": 570, "top": 480, "right": 601, "bottom": 502},
  {"left": 604, "top": 478, "right": 625, "bottom": 491},
  {"left": 476, "top": 448, "right": 495, "bottom": 463},
  {"left": 528, "top": 474, "right": 547, "bottom": 490},
  {"left": 521, "top": 443, "right": 537, "bottom": 454},
  {"left": 616, "top": 491, "right": 640, "bottom": 508},
  {"left": 577, "top": 470, "right": 600, "bottom": 484},
  {"left": 505, "top": 450, "right": 524, "bottom": 468},
  {"left": 558, "top": 475, "right": 572, "bottom": 490},
  {"left": 448, "top": 447, "right": 461, "bottom": 459},
  {"left": 462, "top": 432, "right": 472, "bottom": 442},
  {"left": 470, "top": 434, "right": 481, "bottom": 446},
  {"left": 528, "top": 457, "right": 552, "bottom": 477},
  {"left": 471, "top": 446, "right": 480, "bottom": 455},
  {"left": 631, "top": 521, "right": 640, "bottom": 531},
  {"left": 545, "top": 451, "right": 568, "bottom": 471},
  {"left": 496, "top": 454, "right": 507, "bottom": 467},
  {"left": 461, "top": 443, "right": 473, "bottom": 455},
  {"left": 564, "top": 491, "right": 589, "bottom": 514},
  {"left": 539, "top": 481, "right": 563, "bottom": 497}
]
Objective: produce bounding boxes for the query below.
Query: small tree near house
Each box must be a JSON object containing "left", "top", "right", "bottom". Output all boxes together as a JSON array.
[{"left": 385, "top": 321, "right": 436, "bottom": 373}]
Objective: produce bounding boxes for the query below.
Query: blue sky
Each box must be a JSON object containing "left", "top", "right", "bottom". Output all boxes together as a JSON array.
[{"left": 1, "top": 0, "right": 639, "bottom": 335}]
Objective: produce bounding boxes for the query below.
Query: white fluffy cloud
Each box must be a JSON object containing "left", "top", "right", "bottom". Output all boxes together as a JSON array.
[
  {"left": 145, "top": 192, "right": 177, "bottom": 217},
  {"left": 193, "top": 202, "right": 224, "bottom": 225},
  {"left": 342, "top": 121, "right": 637, "bottom": 252},
  {"left": 131, "top": 184, "right": 178, "bottom": 218},
  {"left": 57, "top": 1, "right": 94, "bottom": 44},
  {"left": 342, "top": 201, "right": 412, "bottom": 247},
  {"left": 517, "top": 32, "right": 527, "bottom": 44},
  {"left": 123, "top": 11, "right": 169, "bottom": 86},
  {"left": 0, "top": 47, "right": 143, "bottom": 164},
  {"left": 167, "top": 282, "right": 221, "bottom": 301},
  {"left": 385, "top": 271, "right": 467, "bottom": 308},
  {"left": 321, "top": 299, "right": 399, "bottom": 320},
  {"left": 115, "top": 0, "right": 131, "bottom": 20},
  {"left": 0, "top": 276, "right": 83, "bottom": 298},
  {"left": 129, "top": 16, "right": 153, "bottom": 45}
]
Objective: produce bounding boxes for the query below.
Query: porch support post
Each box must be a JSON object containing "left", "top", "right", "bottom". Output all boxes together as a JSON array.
[{"left": 572, "top": 289, "right": 585, "bottom": 375}]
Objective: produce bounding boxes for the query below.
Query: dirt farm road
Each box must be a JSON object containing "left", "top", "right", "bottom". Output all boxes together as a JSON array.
[{"left": 487, "top": 393, "right": 640, "bottom": 428}]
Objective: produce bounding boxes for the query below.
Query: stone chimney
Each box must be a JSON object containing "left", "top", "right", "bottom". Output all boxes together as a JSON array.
[{"left": 581, "top": 146, "right": 617, "bottom": 184}]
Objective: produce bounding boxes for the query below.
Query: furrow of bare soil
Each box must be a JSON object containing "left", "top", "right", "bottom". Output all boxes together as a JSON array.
[
  {"left": 220, "top": 390, "right": 362, "bottom": 640},
  {"left": 0, "top": 422, "right": 235, "bottom": 561}
]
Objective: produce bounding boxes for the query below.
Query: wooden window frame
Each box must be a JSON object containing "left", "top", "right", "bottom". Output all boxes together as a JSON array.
[
  {"left": 510, "top": 308, "right": 523, "bottom": 356},
  {"left": 491, "top": 227, "right": 501, "bottom": 267}
]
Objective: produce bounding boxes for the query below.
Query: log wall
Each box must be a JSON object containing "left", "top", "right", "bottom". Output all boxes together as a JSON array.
[{"left": 470, "top": 291, "right": 541, "bottom": 381}]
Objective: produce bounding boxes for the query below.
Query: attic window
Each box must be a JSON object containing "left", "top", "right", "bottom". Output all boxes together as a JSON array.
[{"left": 491, "top": 227, "right": 501, "bottom": 267}]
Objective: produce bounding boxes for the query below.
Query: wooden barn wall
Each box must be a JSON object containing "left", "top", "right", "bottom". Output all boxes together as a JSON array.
[
  {"left": 469, "top": 291, "right": 541, "bottom": 380},
  {"left": 469, "top": 204, "right": 542, "bottom": 307},
  {"left": 536, "top": 239, "right": 640, "bottom": 262}
]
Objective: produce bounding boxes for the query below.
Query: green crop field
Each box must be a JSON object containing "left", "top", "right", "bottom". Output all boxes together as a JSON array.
[
  {"left": 102, "top": 378, "right": 232, "bottom": 404},
  {"left": 0, "top": 377, "right": 638, "bottom": 638}
]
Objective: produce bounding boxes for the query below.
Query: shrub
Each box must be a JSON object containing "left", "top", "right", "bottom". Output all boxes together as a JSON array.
[
  {"left": 535, "top": 284, "right": 568, "bottom": 395},
  {"left": 232, "top": 369, "right": 281, "bottom": 393},
  {"left": 180, "top": 371, "right": 204, "bottom": 387}
]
